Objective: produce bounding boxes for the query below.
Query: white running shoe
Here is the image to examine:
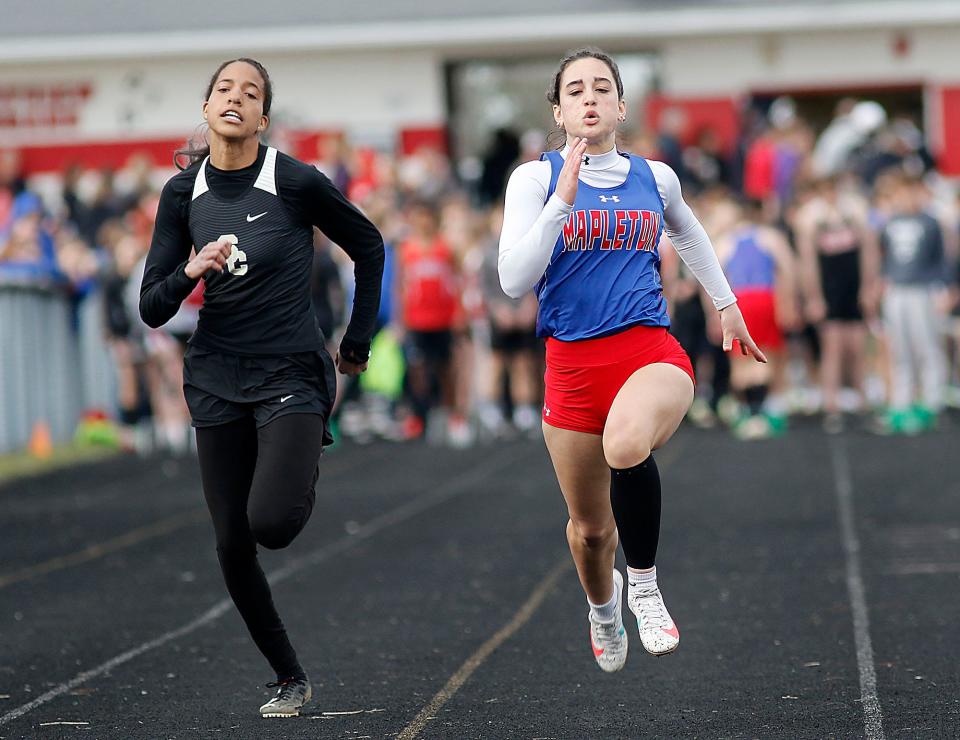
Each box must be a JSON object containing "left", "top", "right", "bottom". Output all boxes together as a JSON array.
[
  {"left": 588, "top": 569, "right": 628, "bottom": 672},
  {"left": 259, "top": 677, "right": 312, "bottom": 718},
  {"left": 628, "top": 582, "right": 680, "bottom": 656}
]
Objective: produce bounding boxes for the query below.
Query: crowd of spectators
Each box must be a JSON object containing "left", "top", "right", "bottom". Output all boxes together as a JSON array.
[{"left": 2, "top": 94, "right": 958, "bottom": 452}]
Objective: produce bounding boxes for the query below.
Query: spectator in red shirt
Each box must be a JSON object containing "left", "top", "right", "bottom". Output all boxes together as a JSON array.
[{"left": 395, "top": 199, "right": 462, "bottom": 439}]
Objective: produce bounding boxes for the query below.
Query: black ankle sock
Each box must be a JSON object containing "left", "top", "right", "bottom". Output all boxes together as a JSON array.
[
  {"left": 743, "top": 384, "right": 768, "bottom": 415},
  {"left": 277, "top": 669, "right": 307, "bottom": 683},
  {"left": 609, "top": 455, "right": 661, "bottom": 570}
]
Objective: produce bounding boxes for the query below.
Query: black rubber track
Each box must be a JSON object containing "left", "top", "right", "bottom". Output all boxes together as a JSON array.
[{"left": 1, "top": 419, "right": 957, "bottom": 739}]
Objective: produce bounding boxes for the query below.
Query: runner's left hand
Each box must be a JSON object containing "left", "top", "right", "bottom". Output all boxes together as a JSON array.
[{"left": 720, "top": 303, "right": 767, "bottom": 363}]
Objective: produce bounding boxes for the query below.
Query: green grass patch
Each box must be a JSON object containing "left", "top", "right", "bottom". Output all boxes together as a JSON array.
[{"left": 0, "top": 443, "right": 121, "bottom": 485}]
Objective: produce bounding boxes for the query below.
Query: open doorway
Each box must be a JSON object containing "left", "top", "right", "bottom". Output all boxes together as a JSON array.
[
  {"left": 445, "top": 53, "right": 659, "bottom": 201},
  {"left": 749, "top": 83, "right": 924, "bottom": 134}
]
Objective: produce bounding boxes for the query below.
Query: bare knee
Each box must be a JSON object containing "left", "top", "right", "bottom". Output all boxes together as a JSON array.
[
  {"left": 568, "top": 518, "right": 617, "bottom": 551},
  {"left": 602, "top": 430, "right": 651, "bottom": 470}
]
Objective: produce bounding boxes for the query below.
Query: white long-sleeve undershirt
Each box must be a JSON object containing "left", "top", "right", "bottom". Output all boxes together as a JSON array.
[{"left": 497, "top": 145, "right": 737, "bottom": 311}]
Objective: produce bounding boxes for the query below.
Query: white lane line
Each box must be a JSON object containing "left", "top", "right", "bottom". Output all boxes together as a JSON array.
[
  {"left": 885, "top": 562, "right": 960, "bottom": 576},
  {"left": 0, "top": 508, "right": 208, "bottom": 589},
  {"left": 0, "top": 448, "right": 526, "bottom": 728},
  {"left": 392, "top": 434, "right": 686, "bottom": 739},
  {"left": 0, "top": 601, "right": 234, "bottom": 728},
  {"left": 0, "top": 453, "right": 363, "bottom": 587},
  {"left": 829, "top": 438, "right": 885, "bottom": 740},
  {"left": 396, "top": 557, "right": 572, "bottom": 740}
]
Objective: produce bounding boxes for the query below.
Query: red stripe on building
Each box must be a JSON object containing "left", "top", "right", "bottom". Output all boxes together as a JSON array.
[
  {"left": 645, "top": 95, "right": 740, "bottom": 155},
  {"left": 16, "top": 138, "right": 188, "bottom": 174},
  {"left": 399, "top": 126, "right": 447, "bottom": 155},
  {"left": 937, "top": 86, "right": 960, "bottom": 176},
  {"left": 11, "top": 126, "right": 443, "bottom": 175}
]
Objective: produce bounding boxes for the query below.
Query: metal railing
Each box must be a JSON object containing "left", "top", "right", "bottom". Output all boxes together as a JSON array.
[{"left": 0, "top": 275, "right": 117, "bottom": 454}]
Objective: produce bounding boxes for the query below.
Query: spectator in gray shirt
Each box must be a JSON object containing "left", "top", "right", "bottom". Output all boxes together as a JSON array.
[{"left": 877, "top": 172, "right": 951, "bottom": 432}]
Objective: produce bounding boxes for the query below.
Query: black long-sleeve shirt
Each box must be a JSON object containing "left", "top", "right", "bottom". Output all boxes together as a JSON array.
[{"left": 139, "top": 145, "right": 383, "bottom": 359}]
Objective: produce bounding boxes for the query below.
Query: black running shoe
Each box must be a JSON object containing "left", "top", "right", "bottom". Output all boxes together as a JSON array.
[{"left": 259, "top": 677, "right": 312, "bottom": 718}]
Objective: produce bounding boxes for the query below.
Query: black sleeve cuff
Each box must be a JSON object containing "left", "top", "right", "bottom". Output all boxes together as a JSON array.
[{"left": 171, "top": 261, "right": 200, "bottom": 296}]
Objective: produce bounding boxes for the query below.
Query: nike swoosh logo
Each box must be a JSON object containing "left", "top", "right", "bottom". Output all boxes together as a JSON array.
[
  {"left": 591, "top": 634, "right": 604, "bottom": 658},
  {"left": 280, "top": 395, "right": 294, "bottom": 403},
  {"left": 247, "top": 212, "right": 267, "bottom": 222}
]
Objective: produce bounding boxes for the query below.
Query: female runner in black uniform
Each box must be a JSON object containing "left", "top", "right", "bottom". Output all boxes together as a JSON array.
[{"left": 140, "top": 58, "right": 384, "bottom": 718}]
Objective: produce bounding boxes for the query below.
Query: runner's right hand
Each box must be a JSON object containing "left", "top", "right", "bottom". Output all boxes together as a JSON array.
[
  {"left": 185, "top": 237, "right": 233, "bottom": 280},
  {"left": 720, "top": 302, "right": 767, "bottom": 363},
  {"left": 555, "top": 137, "right": 589, "bottom": 206}
]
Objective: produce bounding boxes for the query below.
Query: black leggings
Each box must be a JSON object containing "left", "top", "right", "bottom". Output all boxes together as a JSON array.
[{"left": 195, "top": 413, "right": 326, "bottom": 680}]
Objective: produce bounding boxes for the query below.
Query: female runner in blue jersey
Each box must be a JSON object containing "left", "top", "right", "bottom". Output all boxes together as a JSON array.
[{"left": 499, "top": 48, "right": 764, "bottom": 671}]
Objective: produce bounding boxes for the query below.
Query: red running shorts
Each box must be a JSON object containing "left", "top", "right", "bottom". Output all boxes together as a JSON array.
[
  {"left": 543, "top": 325, "right": 695, "bottom": 435},
  {"left": 731, "top": 289, "right": 784, "bottom": 353}
]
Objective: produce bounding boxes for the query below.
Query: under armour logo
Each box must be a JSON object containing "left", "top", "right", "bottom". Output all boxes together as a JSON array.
[{"left": 598, "top": 195, "right": 620, "bottom": 203}]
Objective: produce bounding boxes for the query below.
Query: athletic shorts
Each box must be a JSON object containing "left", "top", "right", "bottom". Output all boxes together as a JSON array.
[
  {"left": 404, "top": 329, "right": 453, "bottom": 365},
  {"left": 490, "top": 326, "right": 540, "bottom": 354},
  {"left": 183, "top": 344, "right": 336, "bottom": 445},
  {"left": 543, "top": 325, "right": 695, "bottom": 435},
  {"left": 731, "top": 289, "right": 784, "bottom": 352},
  {"left": 819, "top": 252, "right": 863, "bottom": 322},
  {"left": 825, "top": 293, "right": 863, "bottom": 322}
]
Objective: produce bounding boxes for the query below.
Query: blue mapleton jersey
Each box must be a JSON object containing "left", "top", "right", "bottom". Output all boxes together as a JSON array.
[
  {"left": 535, "top": 150, "right": 669, "bottom": 340},
  {"left": 725, "top": 226, "right": 776, "bottom": 291}
]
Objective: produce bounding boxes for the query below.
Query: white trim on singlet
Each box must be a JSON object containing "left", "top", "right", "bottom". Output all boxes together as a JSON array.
[
  {"left": 191, "top": 147, "right": 276, "bottom": 201},
  {"left": 191, "top": 156, "right": 210, "bottom": 200},
  {"left": 253, "top": 147, "right": 278, "bottom": 196}
]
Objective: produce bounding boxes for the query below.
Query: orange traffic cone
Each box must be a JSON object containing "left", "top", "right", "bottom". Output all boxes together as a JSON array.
[{"left": 28, "top": 420, "right": 53, "bottom": 459}]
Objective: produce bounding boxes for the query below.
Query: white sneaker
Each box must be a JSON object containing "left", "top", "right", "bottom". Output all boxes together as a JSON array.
[
  {"left": 628, "top": 582, "right": 680, "bottom": 656},
  {"left": 734, "top": 414, "right": 773, "bottom": 441},
  {"left": 259, "top": 677, "right": 312, "bottom": 718},
  {"left": 588, "top": 569, "right": 628, "bottom": 672}
]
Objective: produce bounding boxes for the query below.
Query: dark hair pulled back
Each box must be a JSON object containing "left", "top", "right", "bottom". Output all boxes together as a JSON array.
[
  {"left": 174, "top": 57, "right": 273, "bottom": 170},
  {"left": 545, "top": 47, "right": 624, "bottom": 150}
]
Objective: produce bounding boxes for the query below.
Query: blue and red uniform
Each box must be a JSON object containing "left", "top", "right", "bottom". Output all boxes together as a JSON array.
[
  {"left": 724, "top": 226, "right": 783, "bottom": 352},
  {"left": 537, "top": 151, "right": 694, "bottom": 435}
]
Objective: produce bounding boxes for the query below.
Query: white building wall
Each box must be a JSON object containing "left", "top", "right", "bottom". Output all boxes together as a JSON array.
[
  {"left": 660, "top": 25, "right": 960, "bottom": 96},
  {"left": 0, "top": 50, "right": 445, "bottom": 145},
  {"left": 263, "top": 50, "right": 446, "bottom": 132},
  {"left": 3, "top": 22, "right": 958, "bottom": 147}
]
